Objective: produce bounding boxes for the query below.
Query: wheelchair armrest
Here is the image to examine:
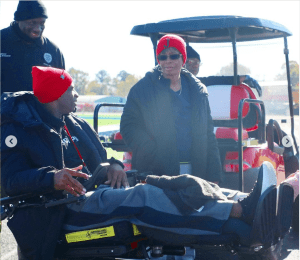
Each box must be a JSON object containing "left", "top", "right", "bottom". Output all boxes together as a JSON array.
[
  {"left": 1, "top": 193, "right": 38, "bottom": 221},
  {"left": 45, "top": 195, "right": 86, "bottom": 208},
  {"left": 1, "top": 193, "right": 86, "bottom": 221},
  {"left": 1, "top": 193, "right": 38, "bottom": 207}
]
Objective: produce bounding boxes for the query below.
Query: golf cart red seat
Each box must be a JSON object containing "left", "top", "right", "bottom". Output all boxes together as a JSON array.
[{"left": 208, "top": 83, "right": 260, "bottom": 140}]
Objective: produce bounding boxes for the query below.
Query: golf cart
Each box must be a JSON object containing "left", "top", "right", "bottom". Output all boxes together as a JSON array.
[
  {"left": 1, "top": 16, "right": 298, "bottom": 260},
  {"left": 103, "top": 15, "right": 299, "bottom": 197}
]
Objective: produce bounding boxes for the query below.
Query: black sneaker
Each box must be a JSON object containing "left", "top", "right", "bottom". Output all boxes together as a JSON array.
[{"left": 239, "top": 162, "right": 277, "bottom": 225}]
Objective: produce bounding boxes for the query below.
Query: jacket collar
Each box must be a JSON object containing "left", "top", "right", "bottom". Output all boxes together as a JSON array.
[
  {"left": 1, "top": 92, "right": 64, "bottom": 130},
  {"left": 146, "top": 65, "right": 208, "bottom": 96}
]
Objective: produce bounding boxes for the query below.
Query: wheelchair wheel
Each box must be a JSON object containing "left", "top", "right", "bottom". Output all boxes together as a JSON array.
[{"left": 238, "top": 240, "right": 283, "bottom": 260}]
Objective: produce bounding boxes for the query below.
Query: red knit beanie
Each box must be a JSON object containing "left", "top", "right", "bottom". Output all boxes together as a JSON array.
[
  {"left": 32, "top": 66, "right": 73, "bottom": 103},
  {"left": 156, "top": 34, "right": 187, "bottom": 65}
]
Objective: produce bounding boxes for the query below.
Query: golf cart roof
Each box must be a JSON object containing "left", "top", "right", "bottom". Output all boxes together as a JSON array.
[{"left": 130, "top": 15, "right": 292, "bottom": 43}]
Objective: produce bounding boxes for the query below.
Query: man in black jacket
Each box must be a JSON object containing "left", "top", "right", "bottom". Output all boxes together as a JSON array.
[
  {"left": 1, "top": 66, "right": 128, "bottom": 259},
  {"left": 1, "top": 66, "right": 279, "bottom": 260},
  {"left": 1, "top": 1, "right": 65, "bottom": 94}
]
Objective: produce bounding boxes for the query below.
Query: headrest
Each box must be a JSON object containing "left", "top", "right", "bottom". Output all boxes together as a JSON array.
[
  {"left": 208, "top": 84, "right": 258, "bottom": 120},
  {"left": 208, "top": 84, "right": 259, "bottom": 131}
]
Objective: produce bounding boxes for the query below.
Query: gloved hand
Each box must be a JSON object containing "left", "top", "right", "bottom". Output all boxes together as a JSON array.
[{"left": 243, "top": 75, "right": 262, "bottom": 97}]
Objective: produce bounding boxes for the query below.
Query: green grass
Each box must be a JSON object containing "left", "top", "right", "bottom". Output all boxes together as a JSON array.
[
  {"left": 76, "top": 114, "right": 123, "bottom": 160},
  {"left": 75, "top": 113, "right": 121, "bottom": 127},
  {"left": 106, "top": 148, "right": 124, "bottom": 161},
  {"left": 85, "top": 119, "right": 120, "bottom": 127}
]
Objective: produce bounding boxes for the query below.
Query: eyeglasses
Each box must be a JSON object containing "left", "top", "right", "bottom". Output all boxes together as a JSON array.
[{"left": 157, "top": 54, "right": 182, "bottom": 61}]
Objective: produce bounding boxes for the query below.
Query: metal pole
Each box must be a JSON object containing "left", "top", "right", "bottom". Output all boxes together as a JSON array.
[
  {"left": 284, "top": 37, "right": 299, "bottom": 154},
  {"left": 238, "top": 99, "right": 265, "bottom": 191},
  {"left": 150, "top": 33, "right": 159, "bottom": 66},
  {"left": 229, "top": 28, "right": 238, "bottom": 85},
  {"left": 238, "top": 101, "right": 244, "bottom": 192}
]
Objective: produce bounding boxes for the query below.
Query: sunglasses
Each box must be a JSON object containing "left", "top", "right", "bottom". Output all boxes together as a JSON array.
[{"left": 158, "top": 54, "right": 182, "bottom": 61}]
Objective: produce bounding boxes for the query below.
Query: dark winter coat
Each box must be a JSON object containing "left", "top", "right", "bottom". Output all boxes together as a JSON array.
[
  {"left": 1, "top": 92, "right": 106, "bottom": 259},
  {"left": 1, "top": 22, "right": 65, "bottom": 94},
  {"left": 120, "top": 66, "right": 222, "bottom": 183}
]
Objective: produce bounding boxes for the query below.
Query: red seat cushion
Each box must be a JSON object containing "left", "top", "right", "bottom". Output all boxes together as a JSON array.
[{"left": 214, "top": 127, "right": 249, "bottom": 141}]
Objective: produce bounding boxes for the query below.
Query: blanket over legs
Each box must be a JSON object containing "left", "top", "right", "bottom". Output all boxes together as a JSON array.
[
  {"left": 63, "top": 181, "right": 234, "bottom": 237},
  {"left": 145, "top": 174, "right": 227, "bottom": 215}
]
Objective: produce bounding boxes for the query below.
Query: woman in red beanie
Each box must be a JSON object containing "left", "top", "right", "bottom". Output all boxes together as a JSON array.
[
  {"left": 121, "top": 35, "right": 222, "bottom": 260},
  {"left": 121, "top": 34, "right": 222, "bottom": 184}
]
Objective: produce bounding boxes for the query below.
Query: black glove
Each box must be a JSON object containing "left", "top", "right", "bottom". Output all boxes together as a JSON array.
[{"left": 243, "top": 75, "right": 262, "bottom": 97}]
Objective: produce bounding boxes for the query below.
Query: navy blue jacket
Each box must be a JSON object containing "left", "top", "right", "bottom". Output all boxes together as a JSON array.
[
  {"left": 120, "top": 66, "right": 222, "bottom": 183},
  {"left": 1, "top": 92, "right": 107, "bottom": 259},
  {"left": 1, "top": 23, "right": 65, "bottom": 94}
]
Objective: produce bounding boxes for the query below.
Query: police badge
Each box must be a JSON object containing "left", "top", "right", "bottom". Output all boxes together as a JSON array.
[{"left": 44, "top": 53, "right": 52, "bottom": 63}]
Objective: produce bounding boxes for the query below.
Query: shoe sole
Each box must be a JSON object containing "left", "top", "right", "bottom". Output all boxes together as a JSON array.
[
  {"left": 250, "top": 185, "right": 277, "bottom": 247},
  {"left": 260, "top": 162, "right": 277, "bottom": 196},
  {"left": 276, "top": 182, "right": 294, "bottom": 237}
]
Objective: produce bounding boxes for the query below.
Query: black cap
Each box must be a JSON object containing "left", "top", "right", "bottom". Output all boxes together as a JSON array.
[
  {"left": 14, "top": 1, "right": 48, "bottom": 21},
  {"left": 186, "top": 46, "right": 201, "bottom": 62}
]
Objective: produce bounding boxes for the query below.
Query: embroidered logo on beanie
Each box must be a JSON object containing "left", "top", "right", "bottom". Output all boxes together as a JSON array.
[
  {"left": 32, "top": 66, "right": 72, "bottom": 103},
  {"left": 156, "top": 34, "right": 187, "bottom": 65}
]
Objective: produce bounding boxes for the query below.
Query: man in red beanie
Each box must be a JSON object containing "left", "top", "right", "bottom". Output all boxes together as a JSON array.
[
  {"left": 1, "top": 66, "right": 279, "bottom": 260},
  {"left": 1, "top": 1, "right": 65, "bottom": 94},
  {"left": 1, "top": 66, "right": 128, "bottom": 259}
]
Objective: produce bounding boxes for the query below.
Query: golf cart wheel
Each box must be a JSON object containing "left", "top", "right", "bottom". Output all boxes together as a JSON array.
[{"left": 292, "top": 195, "right": 299, "bottom": 234}]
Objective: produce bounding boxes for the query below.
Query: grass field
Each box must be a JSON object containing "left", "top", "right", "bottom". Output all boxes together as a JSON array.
[
  {"left": 76, "top": 113, "right": 123, "bottom": 160},
  {"left": 76, "top": 113, "right": 121, "bottom": 127},
  {"left": 85, "top": 118, "right": 120, "bottom": 127}
]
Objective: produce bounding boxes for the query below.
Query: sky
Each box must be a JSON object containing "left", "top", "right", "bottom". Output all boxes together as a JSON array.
[{"left": 0, "top": 1, "right": 299, "bottom": 82}]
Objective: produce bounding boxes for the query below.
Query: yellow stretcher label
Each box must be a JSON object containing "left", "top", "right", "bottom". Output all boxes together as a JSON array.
[
  {"left": 66, "top": 226, "right": 115, "bottom": 243},
  {"left": 132, "top": 224, "right": 141, "bottom": 236}
]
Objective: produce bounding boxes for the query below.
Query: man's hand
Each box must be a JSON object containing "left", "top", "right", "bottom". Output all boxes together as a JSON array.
[
  {"left": 105, "top": 164, "right": 129, "bottom": 189},
  {"left": 54, "top": 165, "right": 89, "bottom": 197}
]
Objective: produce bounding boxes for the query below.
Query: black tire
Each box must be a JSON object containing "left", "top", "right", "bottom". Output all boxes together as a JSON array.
[{"left": 292, "top": 195, "right": 299, "bottom": 234}]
